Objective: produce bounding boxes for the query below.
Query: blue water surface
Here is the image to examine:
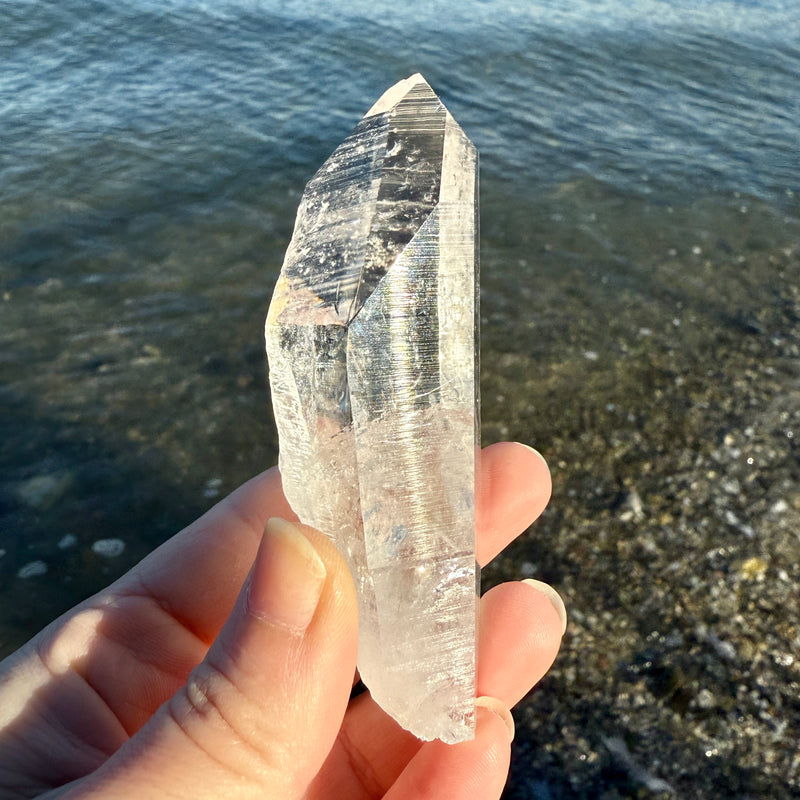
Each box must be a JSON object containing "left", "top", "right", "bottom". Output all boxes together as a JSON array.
[{"left": 2, "top": 0, "right": 798, "bottom": 213}]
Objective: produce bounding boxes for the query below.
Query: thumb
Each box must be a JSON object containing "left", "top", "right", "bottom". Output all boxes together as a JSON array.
[{"left": 70, "top": 518, "right": 359, "bottom": 800}]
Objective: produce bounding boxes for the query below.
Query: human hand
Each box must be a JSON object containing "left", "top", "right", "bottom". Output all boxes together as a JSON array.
[{"left": 0, "top": 441, "right": 564, "bottom": 799}]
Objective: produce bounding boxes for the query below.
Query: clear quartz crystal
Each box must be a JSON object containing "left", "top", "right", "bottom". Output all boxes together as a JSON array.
[{"left": 265, "top": 74, "right": 479, "bottom": 743}]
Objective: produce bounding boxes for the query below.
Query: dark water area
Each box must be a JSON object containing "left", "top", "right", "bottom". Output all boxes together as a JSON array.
[{"left": 2, "top": 0, "right": 800, "bottom": 796}]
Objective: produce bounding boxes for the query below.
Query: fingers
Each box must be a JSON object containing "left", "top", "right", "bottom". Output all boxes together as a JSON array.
[
  {"left": 303, "top": 444, "right": 557, "bottom": 798},
  {"left": 120, "top": 467, "right": 295, "bottom": 645},
  {"left": 308, "top": 692, "right": 421, "bottom": 799},
  {"left": 59, "top": 441, "right": 552, "bottom": 798},
  {"left": 70, "top": 519, "right": 358, "bottom": 800},
  {"left": 477, "top": 580, "right": 566, "bottom": 707},
  {"left": 477, "top": 442, "right": 551, "bottom": 566},
  {"left": 383, "top": 580, "right": 566, "bottom": 800},
  {"left": 113, "top": 440, "right": 549, "bottom": 653},
  {"left": 381, "top": 706, "right": 512, "bottom": 800},
  {"left": 17, "top": 440, "right": 551, "bottom": 778},
  {"left": 48, "top": 469, "right": 296, "bottom": 737},
  {"left": 307, "top": 578, "right": 566, "bottom": 799}
]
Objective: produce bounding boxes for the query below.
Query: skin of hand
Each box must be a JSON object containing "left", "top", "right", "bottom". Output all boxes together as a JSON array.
[{"left": 0, "top": 441, "right": 564, "bottom": 800}]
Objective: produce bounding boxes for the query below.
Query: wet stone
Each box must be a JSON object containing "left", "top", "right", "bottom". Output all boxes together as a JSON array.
[
  {"left": 91, "top": 539, "right": 126, "bottom": 558},
  {"left": 17, "top": 561, "right": 48, "bottom": 579}
]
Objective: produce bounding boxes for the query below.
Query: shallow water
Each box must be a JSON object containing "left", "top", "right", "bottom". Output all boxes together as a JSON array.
[{"left": 1, "top": 1, "right": 799, "bottom": 795}]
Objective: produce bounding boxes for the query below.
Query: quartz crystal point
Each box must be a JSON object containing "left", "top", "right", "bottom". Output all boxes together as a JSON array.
[{"left": 265, "top": 74, "right": 479, "bottom": 743}]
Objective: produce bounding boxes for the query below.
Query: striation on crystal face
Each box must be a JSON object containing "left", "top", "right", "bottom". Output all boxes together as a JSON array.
[{"left": 265, "top": 74, "right": 479, "bottom": 743}]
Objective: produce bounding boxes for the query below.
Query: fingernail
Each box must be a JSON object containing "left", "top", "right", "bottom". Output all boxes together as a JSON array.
[
  {"left": 517, "top": 443, "right": 550, "bottom": 472},
  {"left": 475, "top": 696, "right": 515, "bottom": 743},
  {"left": 523, "top": 579, "right": 567, "bottom": 635},
  {"left": 246, "top": 518, "right": 327, "bottom": 632}
]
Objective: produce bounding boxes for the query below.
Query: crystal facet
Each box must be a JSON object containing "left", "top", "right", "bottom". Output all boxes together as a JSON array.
[{"left": 265, "top": 74, "right": 479, "bottom": 743}]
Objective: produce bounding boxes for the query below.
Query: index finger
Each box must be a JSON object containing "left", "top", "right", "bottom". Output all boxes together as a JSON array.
[{"left": 476, "top": 441, "right": 551, "bottom": 566}]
